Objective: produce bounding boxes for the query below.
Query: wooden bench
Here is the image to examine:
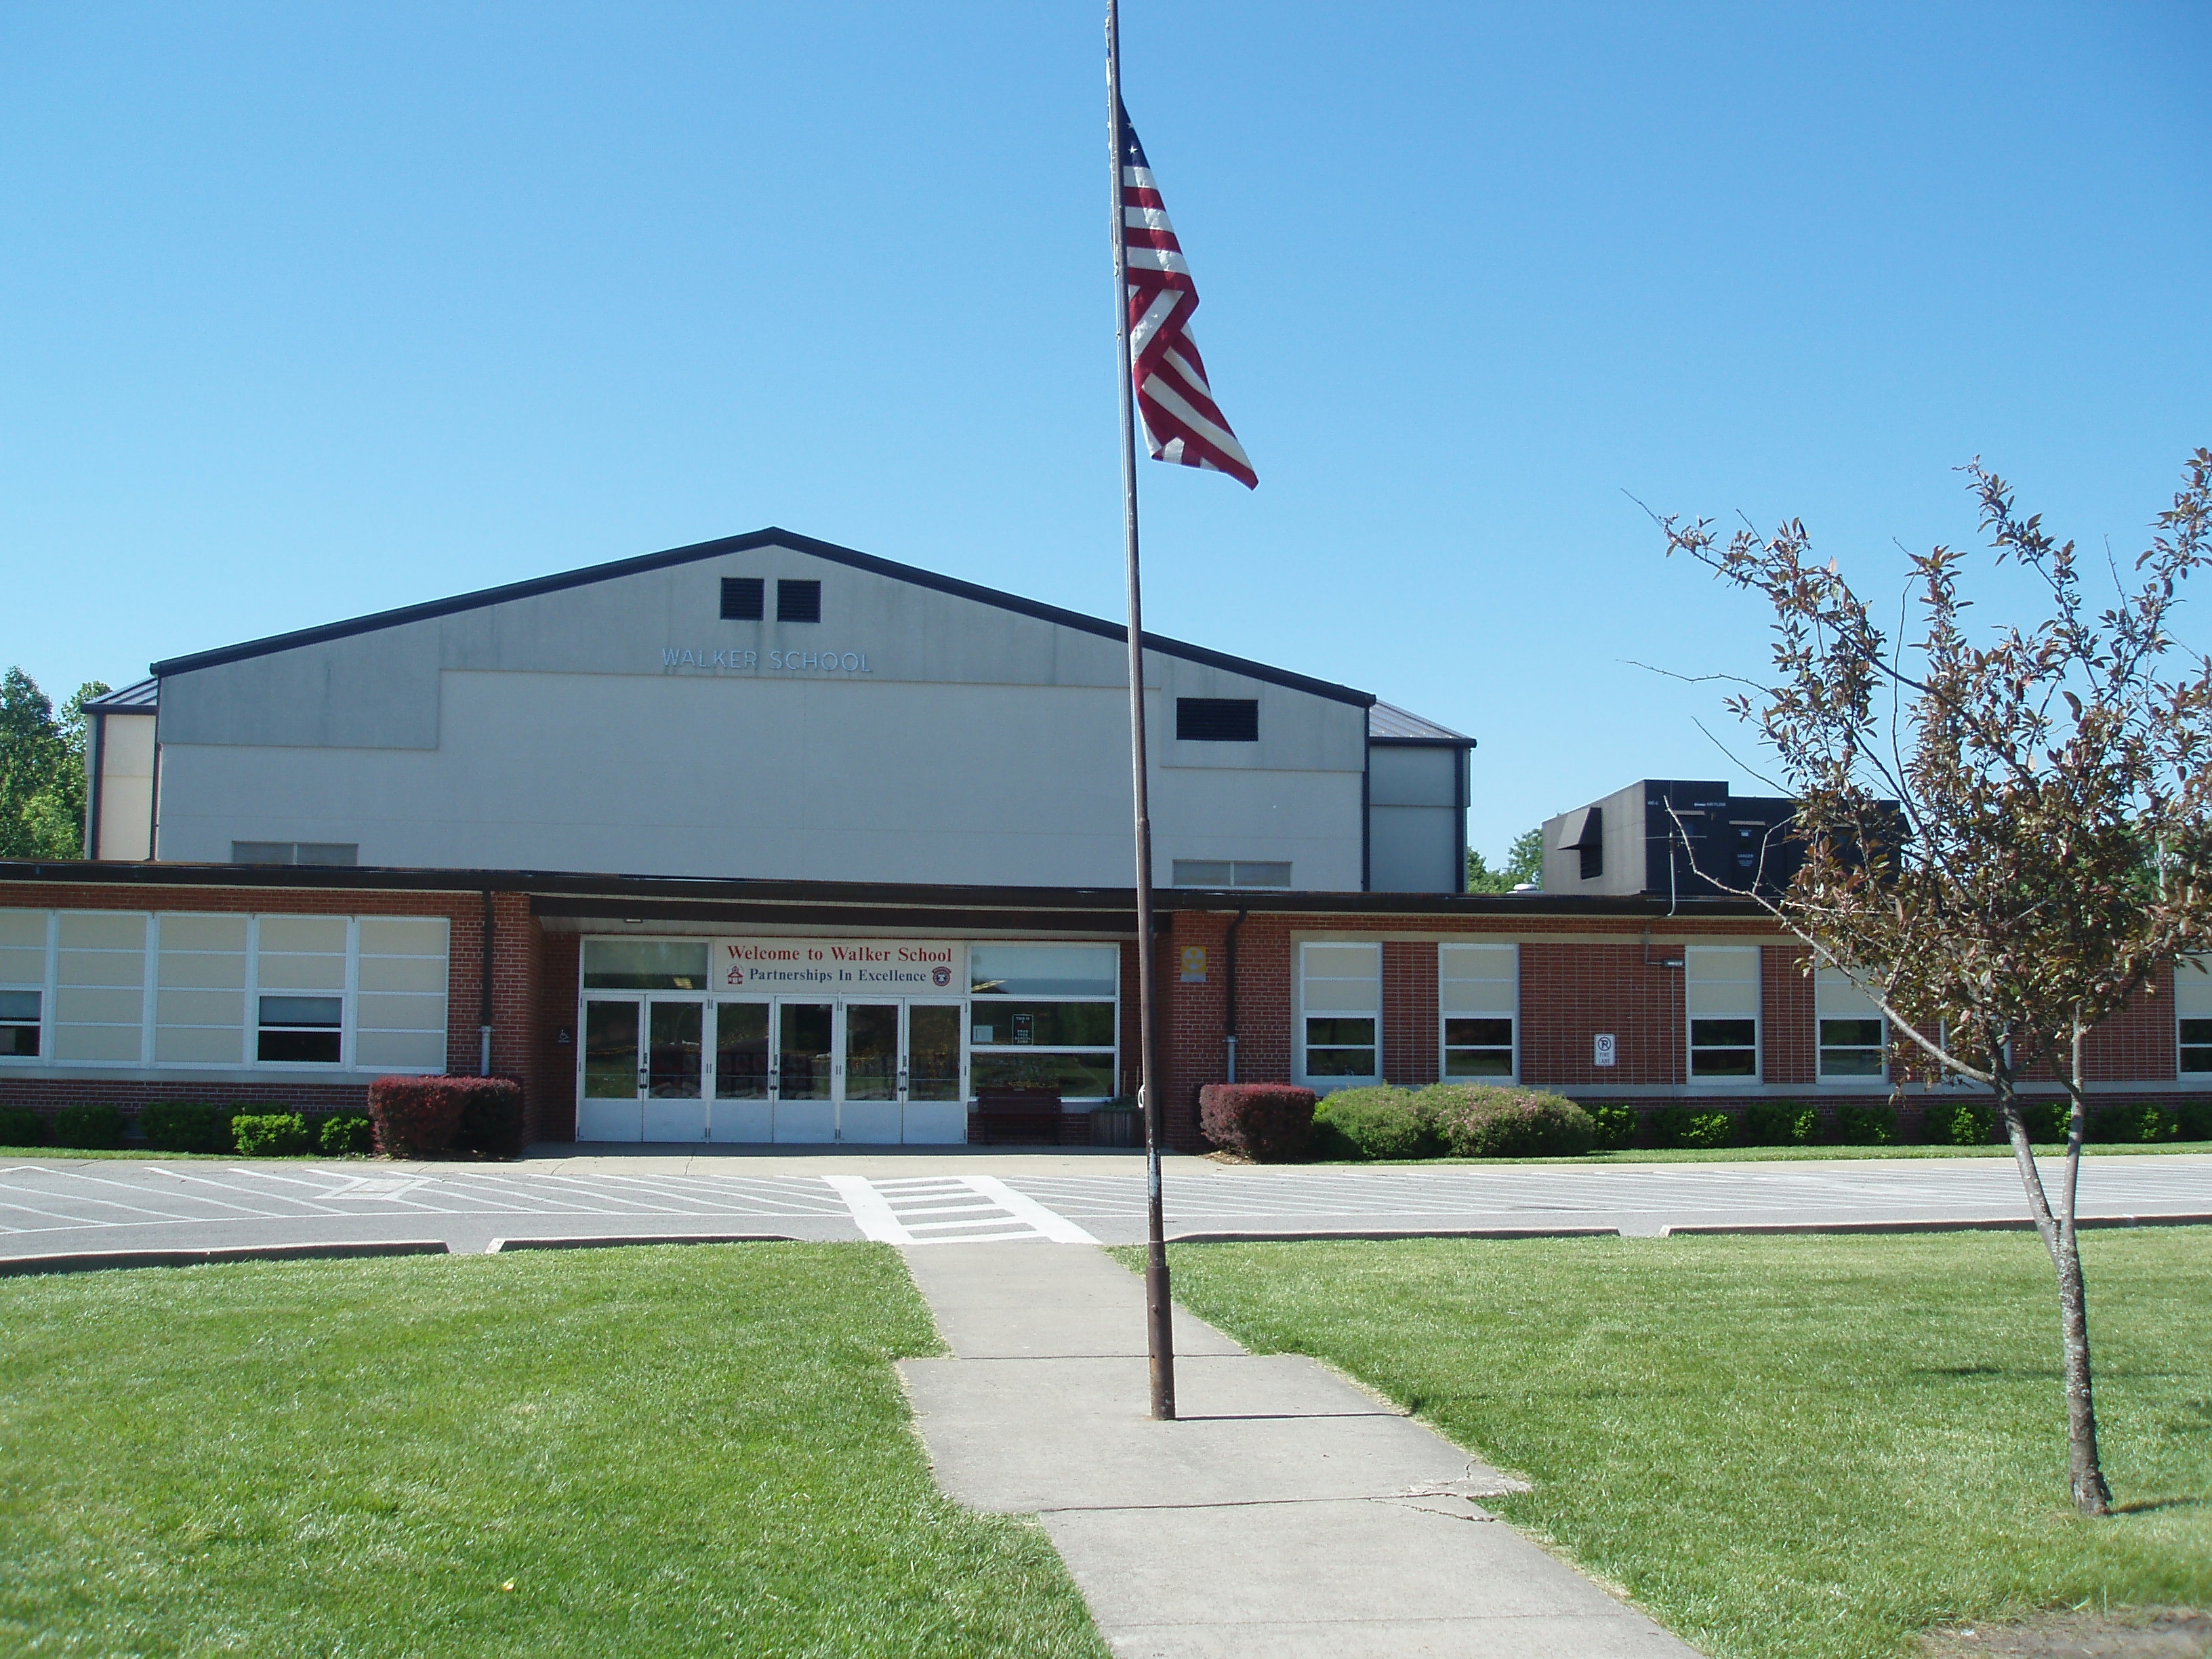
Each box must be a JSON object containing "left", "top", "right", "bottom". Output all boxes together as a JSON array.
[{"left": 972, "top": 1088, "right": 1063, "bottom": 1145}]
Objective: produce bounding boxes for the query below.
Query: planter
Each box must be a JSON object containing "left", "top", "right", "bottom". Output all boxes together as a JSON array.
[{"left": 1089, "top": 1108, "right": 1140, "bottom": 1147}]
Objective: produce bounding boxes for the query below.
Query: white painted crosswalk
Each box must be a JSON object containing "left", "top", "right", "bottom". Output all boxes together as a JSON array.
[{"left": 824, "top": 1174, "right": 1097, "bottom": 1246}]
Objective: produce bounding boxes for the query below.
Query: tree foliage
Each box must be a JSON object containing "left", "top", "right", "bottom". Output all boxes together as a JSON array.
[
  {"left": 1658, "top": 448, "right": 2212, "bottom": 1517},
  {"left": 1467, "top": 827, "right": 1544, "bottom": 893},
  {"left": 0, "top": 668, "right": 108, "bottom": 859}
]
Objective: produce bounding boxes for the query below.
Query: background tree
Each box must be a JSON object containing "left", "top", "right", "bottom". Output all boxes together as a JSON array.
[
  {"left": 1658, "top": 449, "right": 2212, "bottom": 1517},
  {"left": 0, "top": 668, "right": 108, "bottom": 859},
  {"left": 1467, "top": 827, "right": 1544, "bottom": 893}
]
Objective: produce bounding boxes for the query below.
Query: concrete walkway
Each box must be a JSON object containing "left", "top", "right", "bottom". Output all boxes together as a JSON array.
[{"left": 899, "top": 1244, "right": 1702, "bottom": 1658}]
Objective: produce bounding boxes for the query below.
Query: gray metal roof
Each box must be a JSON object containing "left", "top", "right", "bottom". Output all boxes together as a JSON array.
[
  {"left": 1367, "top": 701, "right": 1471, "bottom": 743},
  {"left": 84, "top": 678, "right": 158, "bottom": 712}
]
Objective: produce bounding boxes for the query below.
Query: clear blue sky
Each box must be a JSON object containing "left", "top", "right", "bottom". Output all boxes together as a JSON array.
[{"left": 5, "top": 2, "right": 2207, "bottom": 861}]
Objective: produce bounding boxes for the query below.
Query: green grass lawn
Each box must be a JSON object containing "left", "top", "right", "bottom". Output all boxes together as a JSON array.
[
  {"left": 0, "top": 1244, "right": 1107, "bottom": 1658},
  {"left": 1141, "top": 1229, "right": 2212, "bottom": 1659}
]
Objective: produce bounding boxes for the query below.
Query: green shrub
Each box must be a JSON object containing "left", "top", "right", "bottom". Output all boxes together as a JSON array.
[
  {"left": 0, "top": 1105, "right": 44, "bottom": 1147},
  {"left": 2180, "top": 1099, "right": 2212, "bottom": 1141},
  {"left": 2091, "top": 1101, "right": 2179, "bottom": 1145},
  {"left": 1586, "top": 1103, "right": 1640, "bottom": 1151},
  {"left": 140, "top": 1101, "right": 237, "bottom": 1153},
  {"left": 318, "top": 1113, "right": 374, "bottom": 1155},
  {"left": 1921, "top": 1097, "right": 1994, "bottom": 1146},
  {"left": 1419, "top": 1084, "right": 1595, "bottom": 1158},
  {"left": 1743, "top": 1099, "right": 1820, "bottom": 1146},
  {"left": 53, "top": 1105, "right": 125, "bottom": 1150},
  {"left": 232, "top": 1112, "right": 310, "bottom": 1157},
  {"left": 1309, "top": 1087, "right": 1435, "bottom": 1161},
  {"left": 2014, "top": 1097, "right": 2071, "bottom": 1143},
  {"left": 1652, "top": 1105, "right": 1734, "bottom": 1149},
  {"left": 1834, "top": 1101, "right": 1899, "bottom": 1146}
]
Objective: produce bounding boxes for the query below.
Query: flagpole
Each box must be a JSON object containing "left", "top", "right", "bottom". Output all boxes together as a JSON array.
[{"left": 1106, "top": 0, "right": 1175, "bottom": 1423}]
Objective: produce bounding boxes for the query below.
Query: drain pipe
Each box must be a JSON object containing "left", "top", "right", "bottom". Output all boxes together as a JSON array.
[
  {"left": 1223, "top": 908, "right": 1247, "bottom": 1083},
  {"left": 478, "top": 888, "right": 495, "bottom": 1078}
]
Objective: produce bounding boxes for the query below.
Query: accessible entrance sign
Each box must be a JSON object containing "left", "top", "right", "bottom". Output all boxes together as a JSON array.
[{"left": 713, "top": 938, "right": 965, "bottom": 996}]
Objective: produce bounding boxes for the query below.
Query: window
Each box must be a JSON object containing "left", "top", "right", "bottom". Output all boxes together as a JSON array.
[
  {"left": 1300, "top": 941, "right": 1379, "bottom": 1084},
  {"left": 1816, "top": 966, "right": 1886, "bottom": 1079},
  {"left": 1440, "top": 943, "right": 1516, "bottom": 1078},
  {"left": 2178, "top": 956, "right": 2212, "bottom": 1075},
  {"left": 0, "top": 991, "right": 39, "bottom": 1057},
  {"left": 720, "top": 577, "right": 765, "bottom": 620},
  {"left": 258, "top": 995, "right": 342, "bottom": 1063},
  {"left": 1170, "top": 860, "right": 1292, "bottom": 888},
  {"left": 582, "top": 939, "right": 710, "bottom": 991},
  {"left": 776, "top": 579, "right": 821, "bottom": 623},
  {"left": 230, "top": 842, "right": 358, "bottom": 867},
  {"left": 1687, "top": 945, "right": 1759, "bottom": 1080},
  {"left": 969, "top": 944, "right": 1119, "bottom": 1099},
  {"left": 155, "top": 913, "right": 247, "bottom": 1065},
  {"left": 1176, "top": 698, "right": 1258, "bottom": 742},
  {"left": 55, "top": 912, "right": 148, "bottom": 1064},
  {"left": 354, "top": 918, "right": 451, "bottom": 1071},
  {"left": 0, "top": 910, "right": 44, "bottom": 1059},
  {"left": 0, "top": 910, "right": 449, "bottom": 1075},
  {"left": 255, "top": 916, "right": 347, "bottom": 1065}
]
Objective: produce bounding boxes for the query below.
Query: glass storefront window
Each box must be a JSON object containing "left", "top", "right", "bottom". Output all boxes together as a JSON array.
[
  {"left": 583, "top": 939, "right": 709, "bottom": 990},
  {"left": 972, "top": 1051, "right": 1115, "bottom": 1099},
  {"left": 909, "top": 1006, "right": 962, "bottom": 1101},
  {"left": 968, "top": 1001, "right": 1115, "bottom": 1048},
  {"left": 714, "top": 1002, "right": 769, "bottom": 1099},
  {"left": 970, "top": 945, "right": 1118, "bottom": 998}
]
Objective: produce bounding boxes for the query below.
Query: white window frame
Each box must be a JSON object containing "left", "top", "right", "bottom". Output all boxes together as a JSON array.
[
  {"left": 1814, "top": 966, "right": 1887, "bottom": 1083},
  {"left": 1296, "top": 940, "right": 1382, "bottom": 1089},
  {"left": 1439, "top": 943, "right": 1517, "bottom": 1082},
  {"left": 2177, "top": 955, "right": 2212, "bottom": 1078},
  {"left": 964, "top": 943, "right": 1120, "bottom": 1103},
  {"left": 1685, "top": 945, "right": 1761, "bottom": 1084},
  {"left": 0, "top": 908, "right": 448, "bottom": 1077}
]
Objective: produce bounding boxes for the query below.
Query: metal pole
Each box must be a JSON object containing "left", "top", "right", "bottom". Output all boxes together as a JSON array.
[{"left": 1107, "top": 0, "right": 1174, "bottom": 1422}]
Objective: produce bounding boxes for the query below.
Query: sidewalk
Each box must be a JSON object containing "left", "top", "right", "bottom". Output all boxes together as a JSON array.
[{"left": 898, "top": 1244, "right": 1702, "bottom": 1658}]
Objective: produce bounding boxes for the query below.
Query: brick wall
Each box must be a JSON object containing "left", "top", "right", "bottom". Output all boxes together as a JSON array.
[
  {"left": 1762, "top": 943, "right": 1816, "bottom": 1085},
  {"left": 1382, "top": 940, "right": 1439, "bottom": 1086},
  {"left": 1519, "top": 943, "right": 1684, "bottom": 1086}
]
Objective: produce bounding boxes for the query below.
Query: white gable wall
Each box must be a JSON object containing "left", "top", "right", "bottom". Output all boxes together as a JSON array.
[{"left": 150, "top": 543, "right": 1368, "bottom": 889}]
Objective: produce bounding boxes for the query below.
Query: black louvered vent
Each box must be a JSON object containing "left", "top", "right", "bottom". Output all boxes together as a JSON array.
[
  {"left": 1176, "top": 697, "right": 1258, "bottom": 742},
  {"left": 777, "top": 579, "right": 822, "bottom": 623},
  {"left": 720, "top": 577, "right": 764, "bottom": 620}
]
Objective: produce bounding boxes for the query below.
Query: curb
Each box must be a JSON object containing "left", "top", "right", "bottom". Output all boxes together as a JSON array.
[
  {"left": 1660, "top": 1213, "right": 2212, "bottom": 1238},
  {"left": 486, "top": 1233, "right": 797, "bottom": 1253},
  {"left": 1166, "top": 1226, "right": 1622, "bottom": 1244},
  {"left": 0, "top": 1240, "right": 449, "bottom": 1277}
]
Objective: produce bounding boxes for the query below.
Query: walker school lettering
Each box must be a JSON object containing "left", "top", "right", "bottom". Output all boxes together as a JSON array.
[
  {"left": 660, "top": 648, "right": 873, "bottom": 673},
  {"left": 715, "top": 937, "right": 963, "bottom": 991}
]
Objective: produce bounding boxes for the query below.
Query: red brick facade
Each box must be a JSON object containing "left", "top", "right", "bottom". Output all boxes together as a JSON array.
[{"left": 5, "top": 874, "right": 2207, "bottom": 1151}]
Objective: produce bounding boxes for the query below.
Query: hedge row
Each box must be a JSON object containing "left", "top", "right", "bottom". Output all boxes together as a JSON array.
[
  {"left": 0, "top": 1077, "right": 530, "bottom": 1158},
  {"left": 1206, "top": 1085, "right": 2212, "bottom": 1162}
]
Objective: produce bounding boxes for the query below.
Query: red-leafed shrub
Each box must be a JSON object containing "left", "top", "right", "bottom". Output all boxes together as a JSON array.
[
  {"left": 1199, "top": 1083, "right": 1318, "bottom": 1162},
  {"left": 367, "top": 1076, "right": 526, "bottom": 1160}
]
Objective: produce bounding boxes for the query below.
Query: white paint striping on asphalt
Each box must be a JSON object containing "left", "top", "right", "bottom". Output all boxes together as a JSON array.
[{"left": 825, "top": 1175, "right": 1098, "bottom": 1246}]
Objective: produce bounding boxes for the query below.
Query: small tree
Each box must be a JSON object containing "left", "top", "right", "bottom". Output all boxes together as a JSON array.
[
  {"left": 1658, "top": 449, "right": 2212, "bottom": 1516},
  {"left": 0, "top": 669, "right": 108, "bottom": 859},
  {"left": 1467, "top": 827, "right": 1545, "bottom": 893}
]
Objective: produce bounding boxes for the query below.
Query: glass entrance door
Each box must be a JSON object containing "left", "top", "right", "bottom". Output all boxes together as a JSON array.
[
  {"left": 773, "top": 1002, "right": 836, "bottom": 1143},
  {"left": 840, "top": 1003, "right": 902, "bottom": 1144},
  {"left": 640, "top": 999, "right": 705, "bottom": 1141},
  {"left": 579, "top": 997, "right": 644, "bottom": 1141},
  {"left": 904, "top": 1002, "right": 966, "bottom": 1144},
  {"left": 710, "top": 1000, "right": 772, "bottom": 1143}
]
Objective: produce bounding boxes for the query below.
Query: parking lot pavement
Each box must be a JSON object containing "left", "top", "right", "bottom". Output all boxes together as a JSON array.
[{"left": 0, "top": 1152, "right": 2205, "bottom": 1263}]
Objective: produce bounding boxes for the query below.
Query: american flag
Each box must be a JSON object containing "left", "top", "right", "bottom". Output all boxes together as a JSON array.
[{"left": 1118, "top": 102, "right": 1257, "bottom": 489}]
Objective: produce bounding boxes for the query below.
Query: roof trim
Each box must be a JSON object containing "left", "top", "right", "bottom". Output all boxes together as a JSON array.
[
  {"left": 1366, "top": 700, "right": 1473, "bottom": 745},
  {"left": 0, "top": 858, "right": 1765, "bottom": 917},
  {"left": 84, "top": 678, "right": 159, "bottom": 712},
  {"left": 148, "top": 527, "right": 1378, "bottom": 709}
]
